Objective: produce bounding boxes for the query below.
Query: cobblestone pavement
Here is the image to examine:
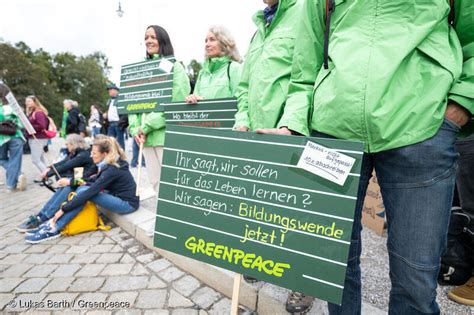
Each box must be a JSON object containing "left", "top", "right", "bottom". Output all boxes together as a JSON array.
[{"left": 0, "top": 150, "right": 234, "bottom": 314}]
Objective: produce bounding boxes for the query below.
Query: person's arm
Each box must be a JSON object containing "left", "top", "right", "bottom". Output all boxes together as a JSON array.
[
  {"left": 229, "top": 62, "right": 243, "bottom": 96},
  {"left": 276, "top": 0, "right": 325, "bottom": 136},
  {"left": 128, "top": 113, "right": 141, "bottom": 137},
  {"left": 446, "top": 0, "right": 474, "bottom": 123},
  {"left": 66, "top": 111, "right": 79, "bottom": 133},
  {"left": 234, "top": 53, "right": 252, "bottom": 130},
  {"left": 171, "top": 62, "right": 191, "bottom": 102},
  {"left": 47, "top": 151, "right": 89, "bottom": 178},
  {"left": 62, "top": 166, "right": 117, "bottom": 212},
  {"left": 30, "top": 111, "right": 49, "bottom": 131}
]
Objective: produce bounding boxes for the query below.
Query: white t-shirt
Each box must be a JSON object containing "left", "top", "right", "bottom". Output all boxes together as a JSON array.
[{"left": 107, "top": 99, "right": 120, "bottom": 122}]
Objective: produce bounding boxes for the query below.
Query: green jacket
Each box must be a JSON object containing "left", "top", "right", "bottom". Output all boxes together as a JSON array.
[
  {"left": 234, "top": 0, "right": 308, "bottom": 135},
  {"left": 285, "top": 0, "right": 474, "bottom": 152},
  {"left": 0, "top": 101, "right": 25, "bottom": 146},
  {"left": 129, "top": 58, "right": 190, "bottom": 147},
  {"left": 193, "top": 56, "right": 242, "bottom": 99}
]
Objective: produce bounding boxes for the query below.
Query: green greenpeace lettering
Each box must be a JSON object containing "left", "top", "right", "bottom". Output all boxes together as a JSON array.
[
  {"left": 184, "top": 236, "right": 291, "bottom": 277},
  {"left": 126, "top": 102, "right": 158, "bottom": 111}
]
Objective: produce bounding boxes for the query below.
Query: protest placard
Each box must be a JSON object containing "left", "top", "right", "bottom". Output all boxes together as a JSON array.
[
  {"left": 5, "top": 92, "right": 35, "bottom": 135},
  {"left": 154, "top": 125, "right": 364, "bottom": 305},
  {"left": 162, "top": 98, "right": 237, "bottom": 129},
  {"left": 116, "top": 57, "right": 175, "bottom": 114}
]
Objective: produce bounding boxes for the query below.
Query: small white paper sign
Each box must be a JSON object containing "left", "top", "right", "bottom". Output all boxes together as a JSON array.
[
  {"left": 297, "top": 141, "right": 356, "bottom": 186},
  {"left": 159, "top": 59, "right": 174, "bottom": 73}
]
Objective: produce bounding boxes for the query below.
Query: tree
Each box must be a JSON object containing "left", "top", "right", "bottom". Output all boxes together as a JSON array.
[{"left": 0, "top": 42, "right": 110, "bottom": 125}]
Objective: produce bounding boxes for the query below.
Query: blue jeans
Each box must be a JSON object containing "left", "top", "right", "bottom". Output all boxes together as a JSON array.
[
  {"left": 91, "top": 126, "right": 101, "bottom": 137},
  {"left": 107, "top": 122, "right": 125, "bottom": 149},
  {"left": 313, "top": 119, "right": 458, "bottom": 315},
  {"left": 0, "top": 137, "right": 24, "bottom": 188},
  {"left": 131, "top": 139, "right": 146, "bottom": 168},
  {"left": 39, "top": 186, "right": 73, "bottom": 219},
  {"left": 56, "top": 186, "right": 136, "bottom": 230}
]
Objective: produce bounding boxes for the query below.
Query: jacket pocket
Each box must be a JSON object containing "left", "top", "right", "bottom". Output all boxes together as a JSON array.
[{"left": 311, "top": 63, "right": 334, "bottom": 121}]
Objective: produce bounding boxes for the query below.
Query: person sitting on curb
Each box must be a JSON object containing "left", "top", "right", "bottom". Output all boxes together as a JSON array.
[
  {"left": 16, "top": 134, "right": 96, "bottom": 232},
  {"left": 25, "top": 136, "right": 139, "bottom": 244}
]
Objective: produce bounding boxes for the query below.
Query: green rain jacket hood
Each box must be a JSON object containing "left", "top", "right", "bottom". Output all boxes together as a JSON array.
[
  {"left": 128, "top": 55, "right": 190, "bottom": 147},
  {"left": 284, "top": 0, "right": 474, "bottom": 152},
  {"left": 234, "top": 0, "right": 309, "bottom": 135},
  {"left": 194, "top": 56, "right": 242, "bottom": 99}
]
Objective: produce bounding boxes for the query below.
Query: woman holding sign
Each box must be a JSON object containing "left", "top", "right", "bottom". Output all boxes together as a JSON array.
[
  {"left": 185, "top": 26, "right": 242, "bottom": 103},
  {"left": 129, "top": 25, "right": 190, "bottom": 193}
]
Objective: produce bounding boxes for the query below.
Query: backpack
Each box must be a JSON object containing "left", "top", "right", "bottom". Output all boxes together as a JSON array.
[
  {"left": 45, "top": 116, "right": 57, "bottom": 138},
  {"left": 438, "top": 208, "right": 474, "bottom": 285},
  {"left": 60, "top": 192, "right": 111, "bottom": 236},
  {"left": 78, "top": 113, "right": 87, "bottom": 133}
]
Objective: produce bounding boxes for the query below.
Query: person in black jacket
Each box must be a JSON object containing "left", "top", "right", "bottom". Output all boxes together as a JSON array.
[
  {"left": 16, "top": 134, "right": 96, "bottom": 232},
  {"left": 64, "top": 99, "right": 85, "bottom": 135},
  {"left": 25, "top": 136, "right": 139, "bottom": 243}
]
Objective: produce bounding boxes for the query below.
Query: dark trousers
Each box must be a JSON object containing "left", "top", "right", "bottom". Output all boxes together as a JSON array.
[
  {"left": 107, "top": 122, "right": 125, "bottom": 149},
  {"left": 455, "top": 135, "right": 474, "bottom": 213}
]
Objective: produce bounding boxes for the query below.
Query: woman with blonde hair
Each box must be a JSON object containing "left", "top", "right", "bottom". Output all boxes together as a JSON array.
[
  {"left": 25, "top": 136, "right": 139, "bottom": 243},
  {"left": 25, "top": 95, "right": 50, "bottom": 174},
  {"left": 185, "top": 25, "right": 242, "bottom": 103}
]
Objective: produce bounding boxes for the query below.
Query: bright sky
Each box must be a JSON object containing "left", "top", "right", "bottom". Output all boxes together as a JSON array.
[{"left": 0, "top": 0, "right": 263, "bottom": 84}]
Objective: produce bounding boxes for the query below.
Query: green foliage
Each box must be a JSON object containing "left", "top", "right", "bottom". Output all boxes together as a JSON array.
[
  {"left": 0, "top": 42, "right": 111, "bottom": 125},
  {"left": 187, "top": 59, "right": 203, "bottom": 82}
]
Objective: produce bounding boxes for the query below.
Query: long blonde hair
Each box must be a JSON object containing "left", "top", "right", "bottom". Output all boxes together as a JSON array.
[
  {"left": 207, "top": 26, "right": 241, "bottom": 62},
  {"left": 93, "top": 135, "right": 127, "bottom": 167},
  {"left": 26, "top": 95, "right": 48, "bottom": 116}
]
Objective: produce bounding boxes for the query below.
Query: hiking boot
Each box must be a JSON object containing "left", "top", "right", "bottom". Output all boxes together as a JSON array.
[
  {"left": 25, "top": 223, "right": 60, "bottom": 244},
  {"left": 286, "top": 291, "right": 313, "bottom": 314},
  {"left": 17, "top": 173, "right": 27, "bottom": 191},
  {"left": 448, "top": 277, "right": 474, "bottom": 306},
  {"left": 243, "top": 275, "right": 259, "bottom": 284},
  {"left": 16, "top": 215, "right": 42, "bottom": 232}
]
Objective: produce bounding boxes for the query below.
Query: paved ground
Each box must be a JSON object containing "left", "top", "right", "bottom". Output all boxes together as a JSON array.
[
  {"left": 0, "top": 144, "right": 237, "bottom": 314},
  {"left": 1, "top": 138, "right": 473, "bottom": 314}
]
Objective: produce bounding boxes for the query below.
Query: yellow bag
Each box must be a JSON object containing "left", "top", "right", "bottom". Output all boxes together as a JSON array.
[{"left": 61, "top": 192, "right": 111, "bottom": 236}]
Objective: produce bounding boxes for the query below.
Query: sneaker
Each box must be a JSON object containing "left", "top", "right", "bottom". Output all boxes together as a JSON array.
[
  {"left": 448, "top": 277, "right": 474, "bottom": 306},
  {"left": 243, "top": 275, "right": 259, "bottom": 284},
  {"left": 25, "top": 221, "right": 50, "bottom": 236},
  {"left": 25, "top": 225, "right": 60, "bottom": 244},
  {"left": 16, "top": 174, "right": 27, "bottom": 191},
  {"left": 286, "top": 291, "right": 313, "bottom": 314},
  {"left": 16, "top": 215, "right": 42, "bottom": 232}
]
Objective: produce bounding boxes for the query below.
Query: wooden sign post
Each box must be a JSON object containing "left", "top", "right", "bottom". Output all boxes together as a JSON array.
[
  {"left": 117, "top": 57, "right": 175, "bottom": 196},
  {"left": 153, "top": 125, "right": 364, "bottom": 305}
]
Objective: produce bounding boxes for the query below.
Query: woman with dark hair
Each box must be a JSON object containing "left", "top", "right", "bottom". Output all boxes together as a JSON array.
[{"left": 128, "top": 25, "right": 190, "bottom": 193}]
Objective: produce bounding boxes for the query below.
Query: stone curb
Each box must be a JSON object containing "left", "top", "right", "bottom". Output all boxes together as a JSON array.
[{"left": 99, "top": 206, "right": 386, "bottom": 314}]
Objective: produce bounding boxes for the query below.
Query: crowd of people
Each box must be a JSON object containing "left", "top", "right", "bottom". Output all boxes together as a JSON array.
[{"left": 1, "top": 0, "right": 473, "bottom": 313}]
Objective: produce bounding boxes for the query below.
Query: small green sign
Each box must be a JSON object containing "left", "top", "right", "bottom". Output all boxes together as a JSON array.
[
  {"left": 162, "top": 98, "right": 237, "bottom": 129},
  {"left": 153, "top": 125, "right": 364, "bottom": 305},
  {"left": 117, "top": 57, "right": 175, "bottom": 114}
]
